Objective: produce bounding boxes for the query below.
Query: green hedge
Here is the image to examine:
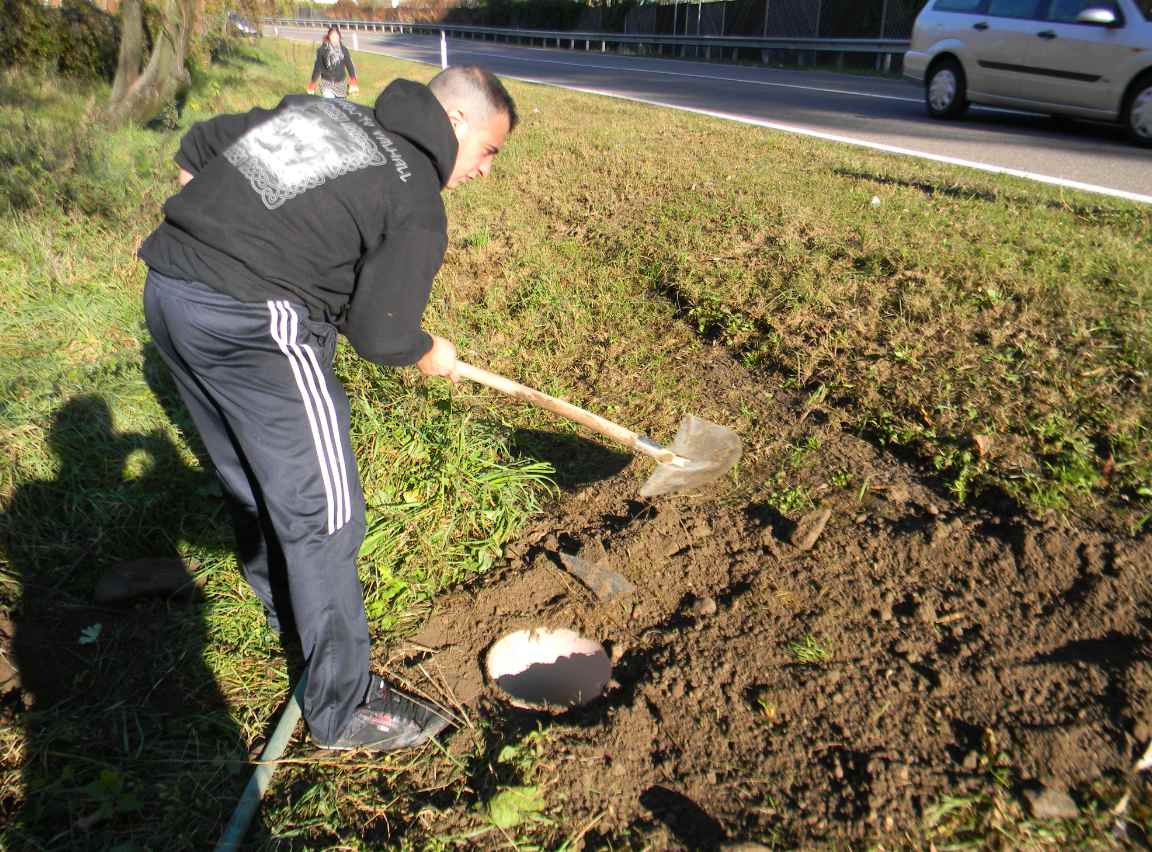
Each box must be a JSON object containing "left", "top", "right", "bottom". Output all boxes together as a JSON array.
[
  {"left": 0, "top": 0, "right": 60, "bottom": 71},
  {"left": 0, "top": 0, "right": 121, "bottom": 81},
  {"left": 57, "top": 0, "right": 121, "bottom": 80}
]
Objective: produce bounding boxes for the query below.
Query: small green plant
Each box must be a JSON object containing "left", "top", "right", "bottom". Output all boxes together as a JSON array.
[
  {"left": 933, "top": 445, "right": 983, "bottom": 503},
  {"left": 766, "top": 483, "right": 812, "bottom": 515},
  {"left": 496, "top": 724, "right": 551, "bottom": 779},
  {"left": 483, "top": 785, "right": 549, "bottom": 830},
  {"left": 77, "top": 769, "right": 143, "bottom": 826},
  {"left": 788, "top": 634, "right": 831, "bottom": 665},
  {"left": 973, "top": 285, "right": 1008, "bottom": 308},
  {"left": 752, "top": 688, "right": 777, "bottom": 722},
  {"left": 463, "top": 224, "right": 491, "bottom": 248},
  {"left": 829, "top": 467, "right": 853, "bottom": 489},
  {"left": 787, "top": 434, "right": 822, "bottom": 466}
]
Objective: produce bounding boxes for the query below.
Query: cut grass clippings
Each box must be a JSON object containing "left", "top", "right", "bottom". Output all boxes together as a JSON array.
[{"left": 0, "top": 35, "right": 1149, "bottom": 848}]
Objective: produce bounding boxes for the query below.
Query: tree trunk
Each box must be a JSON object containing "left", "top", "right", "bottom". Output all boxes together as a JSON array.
[
  {"left": 105, "top": 0, "right": 192, "bottom": 127},
  {"left": 109, "top": 0, "right": 144, "bottom": 104}
]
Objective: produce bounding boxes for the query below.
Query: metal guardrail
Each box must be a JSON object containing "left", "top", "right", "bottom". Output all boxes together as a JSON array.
[{"left": 264, "top": 17, "right": 910, "bottom": 70}]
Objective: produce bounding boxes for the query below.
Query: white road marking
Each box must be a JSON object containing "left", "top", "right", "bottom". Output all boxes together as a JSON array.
[
  {"left": 278, "top": 30, "right": 1148, "bottom": 204},
  {"left": 430, "top": 46, "right": 925, "bottom": 103},
  {"left": 281, "top": 29, "right": 921, "bottom": 103}
]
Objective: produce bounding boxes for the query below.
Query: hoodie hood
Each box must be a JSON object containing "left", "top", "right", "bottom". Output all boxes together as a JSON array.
[{"left": 374, "top": 79, "right": 458, "bottom": 189}]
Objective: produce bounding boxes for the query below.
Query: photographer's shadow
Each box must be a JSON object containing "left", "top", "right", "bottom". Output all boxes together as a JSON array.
[{"left": 1, "top": 392, "right": 252, "bottom": 846}]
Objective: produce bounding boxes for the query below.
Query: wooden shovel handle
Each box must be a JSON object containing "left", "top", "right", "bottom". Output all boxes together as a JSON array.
[{"left": 456, "top": 362, "right": 674, "bottom": 463}]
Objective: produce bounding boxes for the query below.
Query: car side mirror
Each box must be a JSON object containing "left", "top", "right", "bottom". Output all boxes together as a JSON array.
[{"left": 1076, "top": 6, "right": 1119, "bottom": 26}]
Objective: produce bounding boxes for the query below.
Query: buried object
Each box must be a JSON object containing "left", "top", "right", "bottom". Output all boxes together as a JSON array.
[
  {"left": 456, "top": 362, "right": 742, "bottom": 497},
  {"left": 558, "top": 551, "right": 635, "bottom": 602},
  {"left": 485, "top": 627, "right": 612, "bottom": 710}
]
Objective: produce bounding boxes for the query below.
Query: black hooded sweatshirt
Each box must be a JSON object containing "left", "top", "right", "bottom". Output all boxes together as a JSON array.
[{"left": 138, "top": 80, "right": 458, "bottom": 366}]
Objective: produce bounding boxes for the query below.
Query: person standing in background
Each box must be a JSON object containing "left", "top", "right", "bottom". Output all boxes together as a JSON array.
[{"left": 308, "top": 26, "right": 358, "bottom": 99}]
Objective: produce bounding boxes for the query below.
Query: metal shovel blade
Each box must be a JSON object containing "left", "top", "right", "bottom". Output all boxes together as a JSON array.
[{"left": 639, "top": 414, "right": 743, "bottom": 498}]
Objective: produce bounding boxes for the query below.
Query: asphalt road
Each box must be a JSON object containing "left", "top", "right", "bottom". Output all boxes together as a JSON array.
[{"left": 275, "top": 27, "right": 1152, "bottom": 203}]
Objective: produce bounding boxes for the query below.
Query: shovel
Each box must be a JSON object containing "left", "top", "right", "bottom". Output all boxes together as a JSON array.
[{"left": 456, "top": 362, "right": 742, "bottom": 498}]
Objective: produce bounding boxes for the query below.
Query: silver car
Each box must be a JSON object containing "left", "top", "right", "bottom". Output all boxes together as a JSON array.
[{"left": 904, "top": 0, "right": 1152, "bottom": 145}]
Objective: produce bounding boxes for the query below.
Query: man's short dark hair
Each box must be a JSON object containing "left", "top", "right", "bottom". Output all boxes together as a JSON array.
[{"left": 429, "top": 66, "right": 519, "bottom": 131}]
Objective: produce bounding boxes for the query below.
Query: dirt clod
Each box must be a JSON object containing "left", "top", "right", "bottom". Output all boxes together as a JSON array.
[
  {"left": 692, "top": 596, "right": 718, "bottom": 617},
  {"left": 1023, "top": 786, "right": 1080, "bottom": 820},
  {"left": 789, "top": 508, "right": 831, "bottom": 551}
]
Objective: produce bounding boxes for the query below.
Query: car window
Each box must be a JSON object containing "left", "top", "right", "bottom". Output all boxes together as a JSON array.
[
  {"left": 1045, "top": 0, "right": 1118, "bottom": 22},
  {"left": 986, "top": 0, "right": 1042, "bottom": 17},
  {"left": 933, "top": 0, "right": 987, "bottom": 11},
  {"left": 1135, "top": 0, "right": 1152, "bottom": 20}
]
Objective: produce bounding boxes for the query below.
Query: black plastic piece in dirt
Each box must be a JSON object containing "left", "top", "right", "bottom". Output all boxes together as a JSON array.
[
  {"left": 495, "top": 651, "right": 611, "bottom": 709},
  {"left": 639, "top": 785, "right": 727, "bottom": 849},
  {"left": 508, "top": 428, "right": 632, "bottom": 490}
]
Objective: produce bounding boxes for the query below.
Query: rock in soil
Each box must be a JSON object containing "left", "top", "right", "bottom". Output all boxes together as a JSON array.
[
  {"left": 789, "top": 508, "right": 831, "bottom": 551},
  {"left": 1023, "top": 786, "right": 1080, "bottom": 820}
]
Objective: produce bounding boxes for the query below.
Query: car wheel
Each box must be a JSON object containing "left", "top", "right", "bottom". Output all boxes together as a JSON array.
[
  {"left": 1125, "top": 73, "right": 1152, "bottom": 148},
  {"left": 926, "top": 58, "right": 969, "bottom": 119}
]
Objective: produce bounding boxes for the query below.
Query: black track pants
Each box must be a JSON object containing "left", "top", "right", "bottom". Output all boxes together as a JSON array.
[{"left": 143, "top": 269, "right": 371, "bottom": 744}]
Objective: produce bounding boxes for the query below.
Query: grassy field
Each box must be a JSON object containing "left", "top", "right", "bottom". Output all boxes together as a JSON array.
[{"left": 1, "top": 35, "right": 1149, "bottom": 848}]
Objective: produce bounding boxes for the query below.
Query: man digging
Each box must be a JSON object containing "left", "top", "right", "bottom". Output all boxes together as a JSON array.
[{"left": 138, "top": 67, "right": 516, "bottom": 752}]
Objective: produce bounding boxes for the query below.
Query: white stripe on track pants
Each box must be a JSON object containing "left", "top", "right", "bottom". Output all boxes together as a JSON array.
[{"left": 143, "top": 268, "right": 371, "bottom": 745}]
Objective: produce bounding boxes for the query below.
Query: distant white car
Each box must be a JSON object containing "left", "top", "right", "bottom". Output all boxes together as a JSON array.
[
  {"left": 904, "top": 0, "right": 1152, "bottom": 145},
  {"left": 228, "top": 12, "right": 259, "bottom": 38}
]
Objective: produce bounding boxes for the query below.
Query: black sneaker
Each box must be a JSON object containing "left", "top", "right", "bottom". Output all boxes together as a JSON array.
[{"left": 318, "top": 678, "right": 451, "bottom": 752}]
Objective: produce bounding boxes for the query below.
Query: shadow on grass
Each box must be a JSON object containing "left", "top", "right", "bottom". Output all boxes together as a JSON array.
[
  {"left": 0, "top": 392, "right": 275, "bottom": 849},
  {"left": 508, "top": 428, "right": 632, "bottom": 491},
  {"left": 831, "top": 166, "right": 1148, "bottom": 228},
  {"left": 211, "top": 40, "right": 269, "bottom": 67},
  {"left": 0, "top": 80, "right": 54, "bottom": 112}
]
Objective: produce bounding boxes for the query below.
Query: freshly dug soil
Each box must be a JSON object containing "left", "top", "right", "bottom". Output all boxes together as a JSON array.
[{"left": 398, "top": 369, "right": 1152, "bottom": 847}]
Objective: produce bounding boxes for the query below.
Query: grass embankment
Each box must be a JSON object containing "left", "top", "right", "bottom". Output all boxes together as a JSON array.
[{"left": 1, "top": 37, "right": 1148, "bottom": 848}]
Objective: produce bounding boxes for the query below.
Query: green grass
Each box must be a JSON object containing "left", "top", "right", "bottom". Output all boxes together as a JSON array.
[
  {"left": 0, "top": 42, "right": 557, "bottom": 849},
  {"left": 787, "top": 634, "right": 832, "bottom": 665},
  {"left": 1, "top": 34, "right": 1149, "bottom": 848}
]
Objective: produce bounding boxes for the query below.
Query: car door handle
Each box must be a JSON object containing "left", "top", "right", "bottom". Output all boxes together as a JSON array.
[
  {"left": 972, "top": 21, "right": 989, "bottom": 30},
  {"left": 1037, "top": 29, "right": 1057, "bottom": 39}
]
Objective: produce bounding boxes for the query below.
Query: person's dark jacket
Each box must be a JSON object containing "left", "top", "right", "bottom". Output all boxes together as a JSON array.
[
  {"left": 138, "top": 80, "right": 457, "bottom": 366},
  {"left": 311, "top": 42, "right": 354, "bottom": 86},
  {"left": 311, "top": 43, "right": 356, "bottom": 86}
]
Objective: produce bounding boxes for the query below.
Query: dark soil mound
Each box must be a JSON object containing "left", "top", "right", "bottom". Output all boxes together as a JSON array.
[{"left": 401, "top": 417, "right": 1152, "bottom": 847}]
